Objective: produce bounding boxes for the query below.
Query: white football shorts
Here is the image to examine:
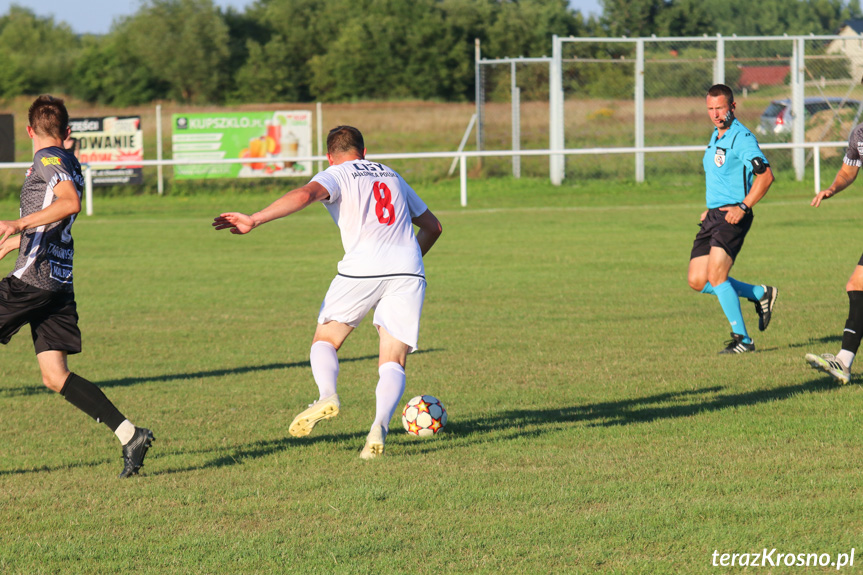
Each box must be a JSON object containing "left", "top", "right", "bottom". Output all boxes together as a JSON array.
[{"left": 317, "top": 275, "right": 426, "bottom": 352}]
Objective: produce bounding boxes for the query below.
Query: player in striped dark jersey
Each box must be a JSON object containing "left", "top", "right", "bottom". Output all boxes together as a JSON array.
[
  {"left": 0, "top": 95, "right": 153, "bottom": 478},
  {"left": 805, "top": 119, "right": 863, "bottom": 384}
]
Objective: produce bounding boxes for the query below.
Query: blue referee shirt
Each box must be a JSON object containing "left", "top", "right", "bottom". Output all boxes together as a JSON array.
[{"left": 702, "top": 118, "right": 768, "bottom": 209}]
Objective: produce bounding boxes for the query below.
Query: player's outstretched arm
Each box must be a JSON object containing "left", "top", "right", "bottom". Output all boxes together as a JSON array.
[
  {"left": 212, "top": 212, "right": 256, "bottom": 234},
  {"left": 813, "top": 163, "right": 859, "bottom": 207},
  {"left": 213, "top": 182, "right": 330, "bottom": 234},
  {"left": 413, "top": 209, "right": 442, "bottom": 256},
  {"left": 0, "top": 180, "right": 80, "bottom": 245},
  {"left": 0, "top": 233, "right": 20, "bottom": 260}
]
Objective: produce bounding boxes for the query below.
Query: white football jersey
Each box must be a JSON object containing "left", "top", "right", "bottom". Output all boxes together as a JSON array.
[{"left": 312, "top": 160, "right": 428, "bottom": 277}]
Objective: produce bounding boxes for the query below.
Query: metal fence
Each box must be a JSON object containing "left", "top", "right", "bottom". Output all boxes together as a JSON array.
[
  {"left": 478, "top": 33, "right": 863, "bottom": 185},
  {"left": 0, "top": 141, "right": 836, "bottom": 216}
]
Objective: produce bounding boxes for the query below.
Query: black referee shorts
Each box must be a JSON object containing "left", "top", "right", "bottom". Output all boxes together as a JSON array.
[
  {"left": 0, "top": 276, "right": 81, "bottom": 355},
  {"left": 690, "top": 206, "right": 754, "bottom": 262}
]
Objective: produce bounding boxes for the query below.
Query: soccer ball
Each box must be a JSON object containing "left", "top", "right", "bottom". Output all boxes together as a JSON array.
[{"left": 401, "top": 395, "right": 447, "bottom": 437}]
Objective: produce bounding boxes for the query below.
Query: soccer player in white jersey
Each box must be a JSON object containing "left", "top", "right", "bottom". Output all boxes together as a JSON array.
[{"left": 213, "top": 126, "right": 442, "bottom": 459}]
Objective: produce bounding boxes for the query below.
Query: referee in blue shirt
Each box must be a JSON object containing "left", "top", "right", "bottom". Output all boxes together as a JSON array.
[{"left": 688, "top": 84, "right": 778, "bottom": 354}]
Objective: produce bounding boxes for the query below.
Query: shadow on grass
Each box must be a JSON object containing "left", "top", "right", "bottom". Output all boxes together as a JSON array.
[
  {"left": 0, "top": 427, "right": 370, "bottom": 478},
  {"left": 0, "top": 369, "right": 841, "bottom": 476},
  {"left": 0, "top": 460, "right": 107, "bottom": 477},
  {"left": 97, "top": 357, "right": 370, "bottom": 389},
  {"left": 0, "top": 349, "right": 443, "bottom": 398},
  {"left": 101, "top": 347, "right": 441, "bottom": 388},
  {"left": 786, "top": 334, "right": 843, "bottom": 349},
  {"left": 0, "top": 360, "right": 332, "bottom": 399},
  {"left": 155, "top": 375, "right": 846, "bottom": 471},
  {"left": 406, "top": 376, "right": 845, "bottom": 455},
  {"left": 152, "top": 430, "right": 370, "bottom": 476},
  {"left": 0, "top": 351, "right": 442, "bottom": 476}
]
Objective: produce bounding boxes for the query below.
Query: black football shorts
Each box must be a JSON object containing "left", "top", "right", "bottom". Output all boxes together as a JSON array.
[
  {"left": 690, "top": 206, "right": 754, "bottom": 262},
  {"left": 0, "top": 276, "right": 81, "bottom": 355}
]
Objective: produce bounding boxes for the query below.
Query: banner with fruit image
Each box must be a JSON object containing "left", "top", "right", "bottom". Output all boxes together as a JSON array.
[{"left": 171, "top": 111, "right": 312, "bottom": 179}]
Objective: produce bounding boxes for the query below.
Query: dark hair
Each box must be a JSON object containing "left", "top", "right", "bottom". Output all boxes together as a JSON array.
[
  {"left": 327, "top": 125, "right": 364, "bottom": 157},
  {"left": 28, "top": 95, "right": 69, "bottom": 140},
  {"left": 707, "top": 84, "right": 734, "bottom": 104}
]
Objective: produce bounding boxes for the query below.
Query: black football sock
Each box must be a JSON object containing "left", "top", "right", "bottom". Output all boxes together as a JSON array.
[
  {"left": 841, "top": 291, "right": 863, "bottom": 356},
  {"left": 60, "top": 372, "right": 126, "bottom": 432}
]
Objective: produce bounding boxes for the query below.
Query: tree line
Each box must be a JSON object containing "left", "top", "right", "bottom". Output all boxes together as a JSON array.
[{"left": 0, "top": 0, "right": 860, "bottom": 106}]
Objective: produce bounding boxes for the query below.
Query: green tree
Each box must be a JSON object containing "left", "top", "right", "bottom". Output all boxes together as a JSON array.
[
  {"left": 600, "top": 0, "right": 857, "bottom": 38},
  {"left": 231, "top": 35, "right": 308, "bottom": 102},
  {"left": 72, "top": 32, "right": 169, "bottom": 106},
  {"left": 238, "top": 0, "right": 344, "bottom": 102},
  {"left": 600, "top": 0, "right": 669, "bottom": 37},
  {"left": 121, "top": 0, "right": 231, "bottom": 103},
  {"left": 0, "top": 6, "right": 78, "bottom": 99},
  {"left": 308, "top": 0, "right": 464, "bottom": 101}
]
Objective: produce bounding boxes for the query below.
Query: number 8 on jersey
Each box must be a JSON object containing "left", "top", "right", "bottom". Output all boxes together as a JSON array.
[{"left": 373, "top": 181, "right": 395, "bottom": 226}]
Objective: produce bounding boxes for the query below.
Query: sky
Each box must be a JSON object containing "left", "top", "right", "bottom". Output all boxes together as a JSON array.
[{"left": 0, "top": 0, "right": 603, "bottom": 35}]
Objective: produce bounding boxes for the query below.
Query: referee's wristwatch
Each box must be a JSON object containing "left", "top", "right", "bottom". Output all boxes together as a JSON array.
[{"left": 737, "top": 202, "right": 751, "bottom": 214}]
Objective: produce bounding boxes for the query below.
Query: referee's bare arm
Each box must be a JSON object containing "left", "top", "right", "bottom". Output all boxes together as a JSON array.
[
  {"left": 812, "top": 163, "right": 859, "bottom": 207},
  {"left": 721, "top": 167, "right": 774, "bottom": 225},
  {"left": 213, "top": 182, "right": 331, "bottom": 235},
  {"left": 413, "top": 209, "right": 442, "bottom": 256},
  {"left": 0, "top": 180, "right": 80, "bottom": 245},
  {"left": 743, "top": 165, "right": 774, "bottom": 208}
]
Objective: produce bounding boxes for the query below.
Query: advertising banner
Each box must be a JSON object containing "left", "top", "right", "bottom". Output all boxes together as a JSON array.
[
  {"left": 0, "top": 114, "right": 14, "bottom": 163},
  {"left": 172, "top": 111, "right": 313, "bottom": 179},
  {"left": 70, "top": 116, "right": 143, "bottom": 186}
]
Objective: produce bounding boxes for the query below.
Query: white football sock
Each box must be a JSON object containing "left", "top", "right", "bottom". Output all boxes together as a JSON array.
[
  {"left": 115, "top": 419, "right": 135, "bottom": 445},
  {"left": 310, "top": 341, "right": 339, "bottom": 400},
  {"left": 837, "top": 350, "right": 855, "bottom": 369},
  {"left": 373, "top": 362, "right": 406, "bottom": 432}
]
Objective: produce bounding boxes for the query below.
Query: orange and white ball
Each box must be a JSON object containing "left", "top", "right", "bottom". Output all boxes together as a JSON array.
[{"left": 401, "top": 395, "right": 447, "bottom": 437}]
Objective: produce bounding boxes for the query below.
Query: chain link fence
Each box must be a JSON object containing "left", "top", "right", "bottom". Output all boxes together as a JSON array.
[
  {"left": 479, "top": 34, "right": 863, "bottom": 183},
  {"left": 476, "top": 57, "right": 551, "bottom": 178}
]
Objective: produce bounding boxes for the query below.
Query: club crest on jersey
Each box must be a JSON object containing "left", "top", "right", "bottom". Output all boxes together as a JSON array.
[{"left": 714, "top": 148, "right": 726, "bottom": 167}]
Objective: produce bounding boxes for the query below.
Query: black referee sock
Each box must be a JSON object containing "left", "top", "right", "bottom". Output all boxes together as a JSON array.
[
  {"left": 60, "top": 373, "right": 126, "bottom": 432},
  {"left": 841, "top": 291, "right": 863, "bottom": 355}
]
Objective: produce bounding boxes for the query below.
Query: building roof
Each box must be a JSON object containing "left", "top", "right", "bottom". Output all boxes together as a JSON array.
[
  {"left": 840, "top": 19, "right": 863, "bottom": 34},
  {"left": 738, "top": 65, "right": 790, "bottom": 89}
]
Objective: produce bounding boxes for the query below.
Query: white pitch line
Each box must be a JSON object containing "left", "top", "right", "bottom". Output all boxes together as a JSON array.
[{"left": 437, "top": 196, "right": 860, "bottom": 216}]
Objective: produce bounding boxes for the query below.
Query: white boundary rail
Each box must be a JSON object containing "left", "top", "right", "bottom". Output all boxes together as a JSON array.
[{"left": 0, "top": 140, "right": 843, "bottom": 215}]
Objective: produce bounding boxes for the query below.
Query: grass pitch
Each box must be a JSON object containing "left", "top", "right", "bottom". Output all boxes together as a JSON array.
[{"left": 0, "top": 173, "right": 861, "bottom": 574}]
